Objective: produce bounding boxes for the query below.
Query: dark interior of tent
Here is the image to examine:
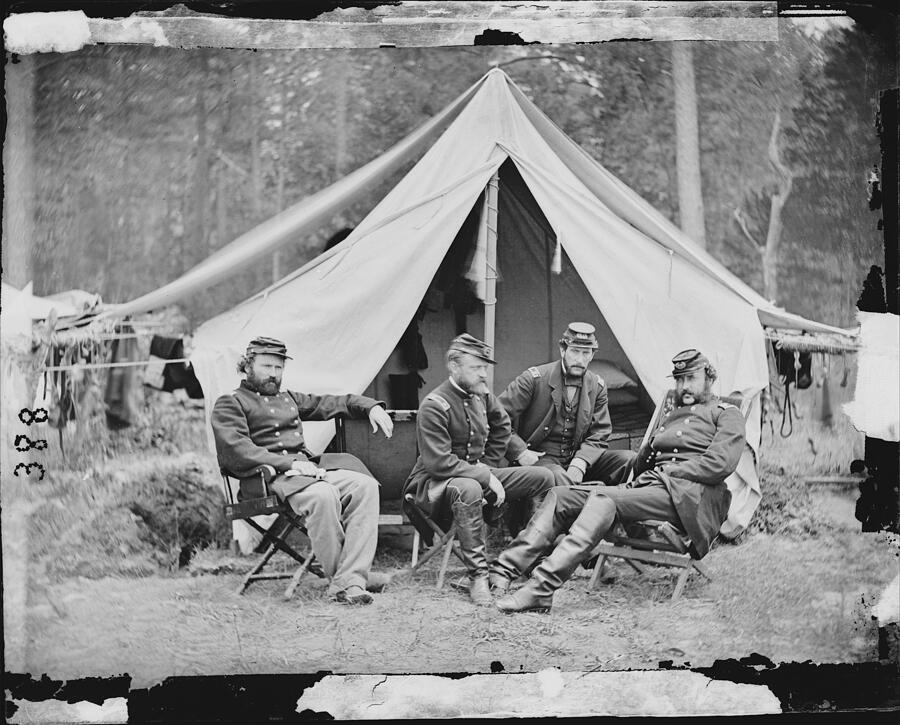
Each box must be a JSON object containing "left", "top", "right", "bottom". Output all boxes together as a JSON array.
[{"left": 359, "top": 159, "right": 653, "bottom": 468}]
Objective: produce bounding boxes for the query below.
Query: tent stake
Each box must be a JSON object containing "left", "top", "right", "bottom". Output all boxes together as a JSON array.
[{"left": 484, "top": 170, "right": 499, "bottom": 391}]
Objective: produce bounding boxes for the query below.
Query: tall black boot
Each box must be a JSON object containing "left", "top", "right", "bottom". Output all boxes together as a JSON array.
[
  {"left": 451, "top": 499, "right": 491, "bottom": 605},
  {"left": 495, "top": 495, "right": 615, "bottom": 613},
  {"left": 490, "top": 491, "right": 560, "bottom": 587}
]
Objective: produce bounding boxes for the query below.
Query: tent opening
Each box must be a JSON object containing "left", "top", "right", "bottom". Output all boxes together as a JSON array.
[{"left": 363, "top": 159, "right": 652, "bottom": 442}]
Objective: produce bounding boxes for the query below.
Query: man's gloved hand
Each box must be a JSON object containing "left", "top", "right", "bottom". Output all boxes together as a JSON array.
[
  {"left": 566, "top": 457, "right": 587, "bottom": 484},
  {"left": 517, "top": 449, "right": 545, "bottom": 467},
  {"left": 291, "top": 460, "right": 319, "bottom": 477},
  {"left": 369, "top": 405, "right": 394, "bottom": 438},
  {"left": 566, "top": 466, "right": 585, "bottom": 484},
  {"left": 487, "top": 474, "right": 506, "bottom": 507}
]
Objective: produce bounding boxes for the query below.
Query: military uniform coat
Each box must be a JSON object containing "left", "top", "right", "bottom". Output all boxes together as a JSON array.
[
  {"left": 632, "top": 392, "right": 745, "bottom": 558},
  {"left": 212, "top": 380, "right": 383, "bottom": 499},
  {"left": 403, "top": 378, "right": 511, "bottom": 518},
  {"left": 499, "top": 361, "right": 612, "bottom": 468}
]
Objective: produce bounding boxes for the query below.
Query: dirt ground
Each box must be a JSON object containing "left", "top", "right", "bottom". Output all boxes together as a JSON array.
[{"left": 19, "top": 514, "right": 899, "bottom": 690}]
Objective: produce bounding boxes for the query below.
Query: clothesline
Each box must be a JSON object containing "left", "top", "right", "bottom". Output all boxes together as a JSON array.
[{"left": 39, "top": 358, "right": 192, "bottom": 373}]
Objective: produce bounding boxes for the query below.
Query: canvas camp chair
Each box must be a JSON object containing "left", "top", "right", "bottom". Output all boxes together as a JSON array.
[
  {"left": 400, "top": 494, "right": 467, "bottom": 589},
  {"left": 221, "top": 466, "right": 325, "bottom": 600},
  {"left": 587, "top": 392, "right": 752, "bottom": 601}
]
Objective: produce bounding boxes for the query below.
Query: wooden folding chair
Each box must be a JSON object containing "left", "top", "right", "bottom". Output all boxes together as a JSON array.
[
  {"left": 587, "top": 392, "right": 751, "bottom": 601},
  {"left": 399, "top": 494, "right": 467, "bottom": 589},
  {"left": 221, "top": 466, "right": 325, "bottom": 600}
]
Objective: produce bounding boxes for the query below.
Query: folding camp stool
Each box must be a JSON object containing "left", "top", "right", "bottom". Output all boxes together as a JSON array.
[
  {"left": 221, "top": 467, "right": 325, "bottom": 600},
  {"left": 588, "top": 519, "right": 712, "bottom": 601},
  {"left": 401, "top": 494, "right": 471, "bottom": 589}
]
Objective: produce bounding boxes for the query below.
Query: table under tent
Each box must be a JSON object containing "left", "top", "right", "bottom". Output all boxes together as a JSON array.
[{"left": 103, "top": 68, "right": 857, "bottom": 549}]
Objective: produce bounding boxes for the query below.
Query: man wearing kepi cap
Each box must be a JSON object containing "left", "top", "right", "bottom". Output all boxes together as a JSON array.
[
  {"left": 212, "top": 336, "right": 394, "bottom": 606},
  {"left": 499, "top": 322, "right": 635, "bottom": 490},
  {"left": 491, "top": 348, "right": 745, "bottom": 612},
  {"left": 403, "top": 334, "right": 554, "bottom": 606}
]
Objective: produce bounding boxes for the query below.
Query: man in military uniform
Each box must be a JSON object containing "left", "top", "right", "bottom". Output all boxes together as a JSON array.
[
  {"left": 499, "top": 322, "right": 635, "bottom": 489},
  {"left": 491, "top": 349, "right": 745, "bottom": 612},
  {"left": 403, "top": 334, "right": 555, "bottom": 606},
  {"left": 212, "top": 336, "right": 394, "bottom": 606}
]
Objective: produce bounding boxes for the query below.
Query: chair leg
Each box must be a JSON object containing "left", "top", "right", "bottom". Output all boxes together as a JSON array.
[
  {"left": 671, "top": 566, "right": 691, "bottom": 602},
  {"left": 411, "top": 529, "right": 420, "bottom": 567},
  {"left": 238, "top": 543, "right": 279, "bottom": 595},
  {"left": 692, "top": 558, "right": 712, "bottom": 580},
  {"left": 436, "top": 533, "right": 456, "bottom": 590},
  {"left": 624, "top": 558, "right": 645, "bottom": 575},
  {"left": 588, "top": 554, "right": 607, "bottom": 590},
  {"left": 283, "top": 552, "right": 316, "bottom": 601}
]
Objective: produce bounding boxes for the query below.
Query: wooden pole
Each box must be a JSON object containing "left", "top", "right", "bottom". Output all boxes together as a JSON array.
[{"left": 484, "top": 171, "right": 500, "bottom": 391}]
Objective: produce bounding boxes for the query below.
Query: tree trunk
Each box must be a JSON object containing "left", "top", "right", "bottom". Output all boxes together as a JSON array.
[
  {"left": 762, "top": 110, "right": 793, "bottom": 305},
  {"left": 334, "top": 49, "right": 349, "bottom": 180},
  {"left": 249, "top": 53, "right": 263, "bottom": 223},
  {"left": 2, "top": 55, "right": 36, "bottom": 289},
  {"left": 192, "top": 50, "right": 210, "bottom": 269},
  {"left": 671, "top": 42, "right": 707, "bottom": 249}
]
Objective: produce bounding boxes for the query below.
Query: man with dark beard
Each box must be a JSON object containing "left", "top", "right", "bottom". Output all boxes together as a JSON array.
[
  {"left": 403, "top": 334, "right": 554, "bottom": 606},
  {"left": 490, "top": 349, "right": 745, "bottom": 612},
  {"left": 212, "top": 337, "right": 394, "bottom": 605},
  {"left": 499, "top": 322, "right": 635, "bottom": 488}
]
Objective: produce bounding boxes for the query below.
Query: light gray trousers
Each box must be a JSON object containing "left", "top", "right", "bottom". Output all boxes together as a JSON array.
[{"left": 284, "top": 470, "right": 379, "bottom": 594}]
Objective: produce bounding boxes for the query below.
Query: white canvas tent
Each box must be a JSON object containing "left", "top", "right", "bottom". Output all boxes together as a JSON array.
[{"left": 108, "top": 68, "right": 855, "bottom": 537}]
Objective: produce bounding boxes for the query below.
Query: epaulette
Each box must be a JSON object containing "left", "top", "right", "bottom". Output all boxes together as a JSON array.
[
  {"left": 425, "top": 393, "right": 451, "bottom": 411},
  {"left": 717, "top": 401, "right": 737, "bottom": 410},
  {"left": 528, "top": 366, "right": 541, "bottom": 379}
]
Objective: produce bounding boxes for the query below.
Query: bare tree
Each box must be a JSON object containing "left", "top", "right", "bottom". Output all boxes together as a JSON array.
[{"left": 733, "top": 110, "right": 793, "bottom": 304}]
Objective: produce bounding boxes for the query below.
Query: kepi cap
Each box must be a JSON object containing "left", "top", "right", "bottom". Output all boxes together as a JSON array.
[
  {"left": 246, "top": 336, "right": 292, "bottom": 360},
  {"left": 449, "top": 333, "right": 496, "bottom": 364},
  {"left": 671, "top": 348, "right": 710, "bottom": 377},
  {"left": 560, "top": 322, "right": 598, "bottom": 350}
]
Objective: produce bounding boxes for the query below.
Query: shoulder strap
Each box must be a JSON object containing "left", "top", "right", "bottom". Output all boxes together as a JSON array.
[
  {"left": 424, "top": 392, "right": 451, "bottom": 411},
  {"left": 528, "top": 366, "right": 542, "bottom": 379}
]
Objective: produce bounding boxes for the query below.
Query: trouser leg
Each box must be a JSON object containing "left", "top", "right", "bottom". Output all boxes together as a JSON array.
[
  {"left": 491, "top": 487, "right": 589, "bottom": 581},
  {"left": 444, "top": 478, "right": 489, "bottom": 578},
  {"left": 284, "top": 481, "right": 343, "bottom": 583},
  {"left": 529, "top": 491, "right": 618, "bottom": 594},
  {"left": 322, "top": 469, "right": 380, "bottom": 593},
  {"left": 584, "top": 449, "right": 637, "bottom": 485},
  {"left": 534, "top": 458, "right": 572, "bottom": 488}
]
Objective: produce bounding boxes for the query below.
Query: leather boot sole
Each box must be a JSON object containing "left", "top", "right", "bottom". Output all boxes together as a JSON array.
[{"left": 494, "top": 589, "right": 553, "bottom": 614}]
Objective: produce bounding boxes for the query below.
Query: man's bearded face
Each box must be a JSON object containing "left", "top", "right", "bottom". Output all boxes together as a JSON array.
[
  {"left": 247, "top": 353, "right": 285, "bottom": 395},
  {"left": 674, "top": 369, "right": 712, "bottom": 406},
  {"left": 450, "top": 353, "right": 490, "bottom": 395},
  {"left": 560, "top": 344, "right": 594, "bottom": 378}
]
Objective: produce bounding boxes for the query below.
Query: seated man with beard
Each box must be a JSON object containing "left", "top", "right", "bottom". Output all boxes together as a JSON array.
[
  {"left": 212, "top": 336, "right": 394, "bottom": 606},
  {"left": 403, "top": 334, "right": 555, "bottom": 606},
  {"left": 490, "top": 349, "right": 745, "bottom": 612},
  {"left": 499, "top": 321, "right": 635, "bottom": 488}
]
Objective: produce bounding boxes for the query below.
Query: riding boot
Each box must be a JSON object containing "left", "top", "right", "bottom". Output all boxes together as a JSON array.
[
  {"left": 451, "top": 500, "right": 491, "bottom": 605},
  {"left": 530, "top": 499, "right": 613, "bottom": 595},
  {"left": 496, "top": 497, "right": 614, "bottom": 613},
  {"left": 490, "top": 491, "right": 560, "bottom": 585}
]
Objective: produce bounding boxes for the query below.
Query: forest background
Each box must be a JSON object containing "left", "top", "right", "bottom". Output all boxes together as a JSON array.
[{"left": 2, "top": 12, "right": 896, "bottom": 329}]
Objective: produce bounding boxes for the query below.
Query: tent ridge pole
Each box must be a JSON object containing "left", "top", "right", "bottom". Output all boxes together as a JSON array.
[{"left": 484, "top": 170, "right": 500, "bottom": 391}]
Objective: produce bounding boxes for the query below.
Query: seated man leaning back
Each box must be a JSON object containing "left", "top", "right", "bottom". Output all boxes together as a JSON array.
[
  {"left": 499, "top": 321, "right": 635, "bottom": 488},
  {"left": 490, "top": 348, "right": 746, "bottom": 613},
  {"left": 403, "top": 334, "right": 555, "bottom": 606},
  {"left": 212, "top": 336, "right": 394, "bottom": 606}
]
